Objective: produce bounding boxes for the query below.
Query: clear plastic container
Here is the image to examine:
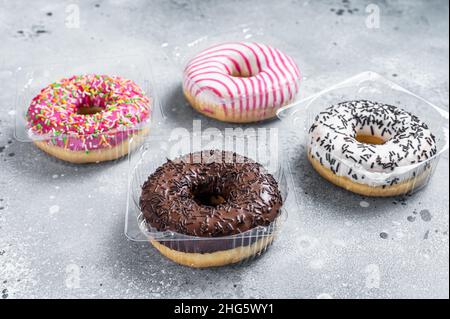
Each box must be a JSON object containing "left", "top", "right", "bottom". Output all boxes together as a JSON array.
[
  {"left": 125, "top": 131, "right": 288, "bottom": 268},
  {"left": 14, "top": 54, "right": 163, "bottom": 164},
  {"left": 160, "top": 25, "right": 303, "bottom": 123},
  {"left": 277, "top": 71, "right": 449, "bottom": 197}
]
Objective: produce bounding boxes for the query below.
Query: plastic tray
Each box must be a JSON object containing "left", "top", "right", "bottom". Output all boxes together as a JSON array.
[
  {"left": 14, "top": 53, "right": 163, "bottom": 164},
  {"left": 125, "top": 130, "right": 288, "bottom": 267},
  {"left": 277, "top": 71, "right": 449, "bottom": 197}
]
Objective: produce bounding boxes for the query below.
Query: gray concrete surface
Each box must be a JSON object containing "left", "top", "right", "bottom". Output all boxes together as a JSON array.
[{"left": 0, "top": 0, "right": 448, "bottom": 299}]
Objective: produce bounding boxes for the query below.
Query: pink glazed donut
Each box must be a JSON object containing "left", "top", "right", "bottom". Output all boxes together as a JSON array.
[
  {"left": 26, "top": 74, "right": 151, "bottom": 163},
  {"left": 183, "top": 42, "right": 301, "bottom": 123}
]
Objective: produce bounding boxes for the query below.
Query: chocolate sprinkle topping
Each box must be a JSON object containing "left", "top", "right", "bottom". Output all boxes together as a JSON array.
[
  {"left": 139, "top": 150, "right": 283, "bottom": 238},
  {"left": 309, "top": 100, "right": 437, "bottom": 186}
]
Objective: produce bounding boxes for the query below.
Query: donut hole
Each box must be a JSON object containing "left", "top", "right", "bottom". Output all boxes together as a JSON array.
[
  {"left": 75, "top": 90, "right": 111, "bottom": 115},
  {"left": 76, "top": 106, "right": 103, "bottom": 115},
  {"left": 230, "top": 68, "right": 258, "bottom": 78},
  {"left": 194, "top": 191, "right": 226, "bottom": 206},
  {"left": 231, "top": 71, "right": 252, "bottom": 78},
  {"left": 192, "top": 183, "right": 228, "bottom": 207},
  {"left": 355, "top": 133, "right": 387, "bottom": 145}
]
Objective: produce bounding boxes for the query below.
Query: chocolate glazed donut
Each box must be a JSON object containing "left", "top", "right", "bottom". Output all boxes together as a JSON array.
[{"left": 139, "top": 150, "right": 283, "bottom": 267}]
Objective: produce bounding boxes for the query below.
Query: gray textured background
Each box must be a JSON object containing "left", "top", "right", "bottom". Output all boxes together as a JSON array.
[{"left": 0, "top": 0, "right": 448, "bottom": 299}]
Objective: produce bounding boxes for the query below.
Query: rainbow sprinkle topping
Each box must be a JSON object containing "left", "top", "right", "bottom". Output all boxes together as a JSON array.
[{"left": 27, "top": 74, "right": 151, "bottom": 151}]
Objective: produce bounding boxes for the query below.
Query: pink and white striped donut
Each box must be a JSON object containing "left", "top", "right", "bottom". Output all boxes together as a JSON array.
[{"left": 183, "top": 42, "right": 301, "bottom": 123}]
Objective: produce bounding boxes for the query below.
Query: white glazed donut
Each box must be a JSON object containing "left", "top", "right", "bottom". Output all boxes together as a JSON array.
[
  {"left": 308, "top": 100, "right": 437, "bottom": 196},
  {"left": 183, "top": 42, "right": 301, "bottom": 123}
]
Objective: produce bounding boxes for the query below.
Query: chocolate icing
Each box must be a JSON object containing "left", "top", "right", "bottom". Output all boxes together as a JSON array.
[{"left": 139, "top": 150, "right": 283, "bottom": 253}]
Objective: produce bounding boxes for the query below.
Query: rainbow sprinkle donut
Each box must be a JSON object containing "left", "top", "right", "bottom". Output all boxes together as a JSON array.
[
  {"left": 183, "top": 42, "right": 301, "bottom": 123},
  {"left": 27, "top": 74, "right": 151, "bottom": 163}
]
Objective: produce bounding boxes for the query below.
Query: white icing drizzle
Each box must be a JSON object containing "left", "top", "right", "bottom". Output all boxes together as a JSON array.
[{"left": 308, "top": 100, "right": 437, "bottom": 187}]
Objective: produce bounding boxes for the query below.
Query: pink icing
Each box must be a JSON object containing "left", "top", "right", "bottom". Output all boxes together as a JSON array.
[{"left": 27, "top": 74, "right": 151, "bottom": 152}]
